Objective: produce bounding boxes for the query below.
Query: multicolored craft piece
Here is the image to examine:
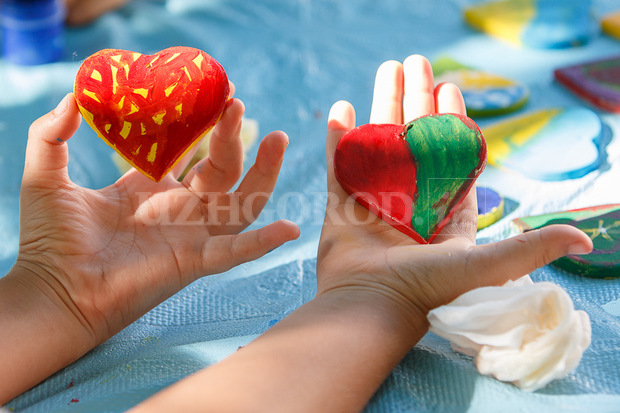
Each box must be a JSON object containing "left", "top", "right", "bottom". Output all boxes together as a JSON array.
[
  {"left": 464, "top": 0, "right": 595, "bottom": 48},
  {"left": 74, "top": 46, "right": 230, "bottom": 182},
  {"left": 602, "top": 11, "right": 620, "bottom": 40},
  {"left": 334, "top": 114, "right": 487, "bottom": 244},
  {"left": 433, "top": 57, "right": 529, "bottom": 117},
  {"left": 512, "top": 204, "right": 620, "bottom": 278},
  {"left": 483, "top": 107, "right": 608, "bottom": 180},
  {"left": 554, "top": 55, "right": 620, "bottom": 113},
  {"left": 477, "top": 187, "right": 504, "bottom": 230}
]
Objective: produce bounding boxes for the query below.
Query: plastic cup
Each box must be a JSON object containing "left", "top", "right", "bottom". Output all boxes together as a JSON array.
[{"left": 0, "top": 0, "right": 66, "bottom": 65}]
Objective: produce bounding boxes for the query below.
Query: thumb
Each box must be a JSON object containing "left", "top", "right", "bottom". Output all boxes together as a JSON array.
[
  {"left": 467, "top": 224, "right": 593, "bottom": 287},
  {"left": 24, "top": 93, "right": 82, "bottom": 184}
]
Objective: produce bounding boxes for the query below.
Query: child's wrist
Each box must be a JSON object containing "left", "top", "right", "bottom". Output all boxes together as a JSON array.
[
  {"left": 5, "top": 260, "right": 97, "bottom": 351},
  {"left": 316, "top": 283, "right": 430, "bottom": 346},
  {"left": 0, "top": 262, "right": 98, "bottom": 402}
]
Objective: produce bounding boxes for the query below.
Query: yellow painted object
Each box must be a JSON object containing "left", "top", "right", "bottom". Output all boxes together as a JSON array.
[
  {"left": 477, "top": 198, "right": 505, "bottom": 230},
  {"left": 602, "top": 11, "right": 620, "bottom": 40},
  {"left": 484, "top": 108, "right": 560, "bottom": 166},
  {"left": 464, "top": 0, "right": 535, "bottom": 47}
]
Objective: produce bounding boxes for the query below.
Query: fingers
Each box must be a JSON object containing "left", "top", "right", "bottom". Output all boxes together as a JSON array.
[
  {"left": 200, "top": 220, "right": 300, "bottom": 276},
  {"left": 465, "top": 224, "right": 593, "bottom": 288},
  {"left": 182, "top": 98, "right": 244, "bottom": 196},
  {"left": 370, "top": 56, "right": 462, "bottom": 124},
  {"left": 206, "top": 130, "right": 289, "bottom": 235},
  {"left": 326, "top": 100, "right": 356, "bottom": 202},
  {"left": 403, "top": 55, "right": 436, "bottom": 122},
  {"left": 172, "top": 96, "right": 239, "bottom": 181},
  {"left": 435, "top": 82, "right": 467, "bottom": 116},
  {"left": 23, "top": 93, "right": 81, "bottom": 186},
  {"left": 369, "top": 60, "right": 404, "bottom": 124}
]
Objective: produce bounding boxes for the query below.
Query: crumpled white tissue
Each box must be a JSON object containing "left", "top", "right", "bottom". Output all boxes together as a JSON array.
[{"left": 427, "top": 276, "right": 591, "bottom": 391}]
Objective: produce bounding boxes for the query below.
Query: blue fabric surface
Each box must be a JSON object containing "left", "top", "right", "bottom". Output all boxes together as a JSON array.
[{"left": 1, "top": 0, "right": 620, "bottom": 411}]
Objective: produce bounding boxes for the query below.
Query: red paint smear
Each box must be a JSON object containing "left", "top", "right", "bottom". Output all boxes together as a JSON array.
[
  {"left": 71, "top": 399, "right": 79, "bottom": 403},
  {"left": 67, "top": 379, "right": 74, "bottom": 389}
]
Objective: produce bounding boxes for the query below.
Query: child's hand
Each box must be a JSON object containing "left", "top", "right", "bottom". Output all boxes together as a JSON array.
[
  {"left": 318, "top": 55, "right": 592, "bottom": 323},
  {"left": 1, "top": 93, "right": 298, "bottom": 402},
  {"left": 128, "top": 56, "right": 594, "bottom": 413},
  {"left": 19, "top": 93, "right": 299, "bottom": 342}
]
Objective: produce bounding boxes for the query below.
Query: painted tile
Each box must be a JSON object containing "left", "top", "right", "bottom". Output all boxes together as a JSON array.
[
  {"left": 464, "top": 0, "right": 596, "bottom": 49},
  {"left": 434, "top": 57, "right": 529, "bottom": 117},
  {"left": 483, "top": 107, "right": 608, "bottom": 180},
  {"left": 555, "top": 55, "right": 620, "bottom": 113},
  {"left": 513, "top": 204, "right": 620, "bottom": 278}
]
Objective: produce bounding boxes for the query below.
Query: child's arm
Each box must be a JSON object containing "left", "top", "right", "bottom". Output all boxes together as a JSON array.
[
  {"left": 131, "top": 55, "right": 592, "bottom": 412},
  {"left": 0, "top": 94, "right": 299, "bottom": 404}
]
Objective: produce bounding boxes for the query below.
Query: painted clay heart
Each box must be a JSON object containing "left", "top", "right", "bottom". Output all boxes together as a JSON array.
[
  {"left": 334, "top": 114, "right": 487, "bottom": 244},
  {"left": 74, "top": 46, "right": 229, "bottom": 182}
]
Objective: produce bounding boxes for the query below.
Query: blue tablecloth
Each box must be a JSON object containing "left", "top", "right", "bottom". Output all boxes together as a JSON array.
[{"left": 2, "top": 0, "right": 620, "bottom": 411}]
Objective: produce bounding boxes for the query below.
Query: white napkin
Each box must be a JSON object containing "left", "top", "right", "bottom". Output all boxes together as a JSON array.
[{"left": 427, "top": 276, "right": 591, "bottom": 391}]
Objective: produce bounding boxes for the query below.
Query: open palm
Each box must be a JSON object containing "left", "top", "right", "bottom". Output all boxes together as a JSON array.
[
  {"left": 16, "top": 94, "right": 299, "bottom": 344},
  {"left": 317, "top": 55, "right": 592, "bottom": 315}
]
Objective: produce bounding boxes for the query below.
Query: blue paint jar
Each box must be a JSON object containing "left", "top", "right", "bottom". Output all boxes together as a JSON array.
[{"left": 0, "top": 0, "right": 66, "bottom": 65}]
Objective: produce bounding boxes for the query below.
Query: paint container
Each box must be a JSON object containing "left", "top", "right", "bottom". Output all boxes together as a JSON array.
[{"left": 0, "top": 0, "right": 66, "bottom": 65}]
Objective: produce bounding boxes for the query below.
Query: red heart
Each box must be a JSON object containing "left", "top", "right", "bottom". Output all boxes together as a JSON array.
[
  {"left": 334, "top": 114, "right": 486, "bottom": 244},
  {"left": 74, "top": 46, "right": 229, "bottom": 182}
]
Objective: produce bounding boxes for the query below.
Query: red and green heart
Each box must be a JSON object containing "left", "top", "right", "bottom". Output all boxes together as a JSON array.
[
  {"left": 334, "top": 114, "right": 487, "bottom": 244},
  {"left": 74, "top": 46, "right": 229, "bottom": 182}
]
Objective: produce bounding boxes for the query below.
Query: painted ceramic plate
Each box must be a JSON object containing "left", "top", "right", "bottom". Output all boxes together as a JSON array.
[
  {"left": 433, "top": 57, "right": 529, "bottom": 117},
  {"left": 555, "top": 55, "right": 620, "bottom": 113},
  {"left": 464, "top": 0, "right": 596, "bottom": 48},
  {"left": 483, "top": 107, "right": 608, "bottom": 180},
  {"left": 477, "top": 186, "right": 505, "bottom": 230},
  {"left": 513, "top": 204, "right": 620, "bottom": 278},
  {"left": 602, "top": 11, "right": 620, "bottom": 40}
]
